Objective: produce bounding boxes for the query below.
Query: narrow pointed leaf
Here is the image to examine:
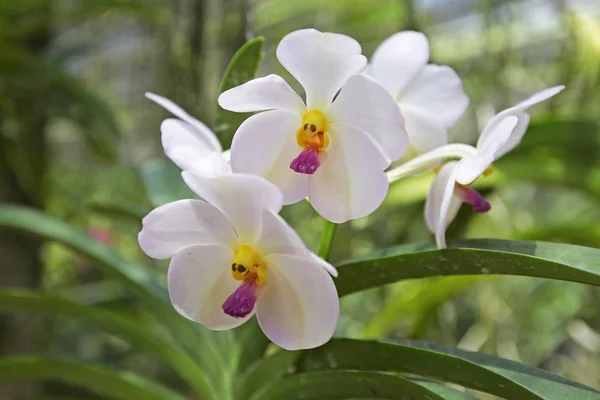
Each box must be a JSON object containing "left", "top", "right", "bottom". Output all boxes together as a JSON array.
[
  {"left": 237, "top": 350, "right": 299, "bottom": 400},
  {"left": 300, "top": 339, "right": 600, "bottom": 400},
  {"left": 0, "top": 357, "right": 186, "bottom": 400},
  {"left": 252, "top": 371, "right": 446, "bottom": 400},
  {"left": 214, "top": 37, "right": 265, "bottom": 149},
  {"left": 0, "top": 289, "right": 214, "bottom": 399},
  {"left": 0, "top": 204, "right": 223, "bottom": 390},
  {"left": 336, "top": 239, "right": 600, "bottom": 297},
  {"left": 413, "top": 382, "right": 478, "bottom": 399},
  {"left": 235, "top": 318, "right": 272, "bottom": 374}
]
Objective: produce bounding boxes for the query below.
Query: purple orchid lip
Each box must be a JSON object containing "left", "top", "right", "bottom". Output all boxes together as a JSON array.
[
  {"left": 222, "top": 279, "right": 257, "bottom": 318},
  {"left": 290, "top": 147, "right": 320, "bottom": 175},
  {"left": 455, "top": 185, "right": 491, "bottom": 213}
]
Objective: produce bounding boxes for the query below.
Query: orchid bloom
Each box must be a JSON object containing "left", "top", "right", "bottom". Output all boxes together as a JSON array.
[
  {"left": 218, "top": 29, "right": 408, "bottom": 223},
  {"left": 387, "top": 86, "right": 565, "bottom": 248},
  {"left": 368, "top": 31, "right": 469, "bottom": 157},
  {"left": 145, "top": 92, "right": 230, "bottom": 177},
  {"left": 139, "top": 171, "right": 339, "bottom": 350}
]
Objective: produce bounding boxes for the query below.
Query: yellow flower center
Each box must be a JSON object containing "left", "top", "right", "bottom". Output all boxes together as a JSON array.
[
  {"left": 296, "top": 109, "right": 330, "bottom": 151},
  {"left": 230, "top": 244, "right": 267, "bottom": 285}
]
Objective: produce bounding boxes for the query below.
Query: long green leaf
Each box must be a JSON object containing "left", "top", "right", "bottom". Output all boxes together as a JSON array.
[
  {"left": 252, "top": 371, "right": 446, "bottom": 400},
  {"left": 237, "top": 350, "right": 298, "bottom": 400},
  {"left": 0, "top": 205, "right": 167, "bottom": 306},
  {"left": 413, "top": 382, "right": 478, "bottom": 400},
  {"left": 361, "top": 276, "right": 487, "bottom": 338},
  {"left": 336, "top": 239, "right": 600, "bottom": 297},
  {"left": 0, "top": 357, "right": 186, "bottom": 400},
  {"left": 235, "top": 318, "right": 272, "bottom": 374},
  {"left": 214, "top": 37, "right": 265, "bottom": 149},
  {"left": 0, "top": 204, "right": 224, "bottom": 394},
  {"left": 299, "top": 339, "right": 600, "bottom": 400},
  {"left": 0, "top": 289, "right": 214, "bottom": 399}
]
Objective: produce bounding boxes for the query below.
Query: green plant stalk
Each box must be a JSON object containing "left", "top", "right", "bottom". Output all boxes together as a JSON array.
[{"left": 317, "top": 219, "right": 337, "bottom": 260}]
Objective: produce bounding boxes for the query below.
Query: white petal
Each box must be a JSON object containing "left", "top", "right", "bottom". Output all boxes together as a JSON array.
[
  {"left": 386, "top": 143, "right": 477, "bottom": 183},
  {"left": 255, "top": 208, "right": 308, "bottom": 257},
  {"left": 138, "top": 199, "right": 236, "bottom": 259},
  {"left": 435, "top": 163, "right": 460, "bottom": 249},
  {"left": 146, "top": 92, "right": 222, "bottom": 152},
  {"left": 187, "top": 151, "right": 232, "bottom": 178},
  {"left": 369, "top": 31, "right": 429, "bottom": 97},
  {"left": 425, "top": 162, "right": 462, "bottom": 233},
  {"left": 399, "top": 64, "right": 469, "bottom": 128},
  {"left": 309, "top": 122, "right": 389, "bottom": 223},
  {"left": 257, "top": 253, "right": 339, "bottom": 350},
  {"left": 182, "top": 172, "right": 283, "bottom": 245},
  {"left": 455, "top": 116, "right": 518, "bottom": 185},
  {"left": 276, "top": 29, "right": 367, "bottom": 110},
  {"left": 509, "top": 85, "right": 565, "bottom": 112},
  {"left": 308, "top": 252, "right": 338, "bottom": 277},
  {"left": 327, "top": 74, "right": 408, "bottom": 161},
  {"left": 493, "top": 112, "right": 530, "bottom": 159},
  {"left": 168, "top": 244, "right": 251, "bottom": 330},
  {"left": 160, "top": 119, "right": 229, "bottom": 176},
  {"left": 217, "top": 74, "right": 306, "bottom": 114},
  {"left": 476, "top": 86, "right": 565, "bottom": 150},
  {"left": 401, "top": 105, "right": 448, "bottom": 155},
  {"left": 230, "top": 110, "right": 309, "bottom": 204}
]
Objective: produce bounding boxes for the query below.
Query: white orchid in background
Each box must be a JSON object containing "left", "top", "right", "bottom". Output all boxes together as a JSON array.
[
  {"left": 139, "top": 171, "right": 339, "bottom": 351},
  {"left": 368, "top": 31, "right": 469, "bottom": 157},
  {"left": 218, "top": 28, "right": 408, "bottom": 223},
  {"left": 387, "top": 85, "right": 565, "bottom": 248},
  {"left": 145, "top": 92, "right": 230, "bottom": 177}
]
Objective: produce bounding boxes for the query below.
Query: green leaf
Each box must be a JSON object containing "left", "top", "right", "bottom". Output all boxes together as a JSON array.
[
  {"left": 89, "top": 198, "right": 149, "bottom": 222},
  {"left": 0, "top": 205, "right": 167, "bottom": 307},
  {"left": 335, "top": 239, "right": 600, "bottom": 297},
  {"left": 300, "top": 339, "right": 600, "bottom": 400},
  {"left": 214, "top": 37, "right": 265, "bottom": 149},
  {"left": 237, "top": 350, "right": 298, "bottom": 400},
  {"left": 0, "top": 204, "right": 224, "bottom": 391},
  {"left": 140, "top": 158, "right": 195, "bottom": 207},
  {"left": 361, "top": 276, "right": 487, "bottom": 338},
  {"left": 235, "top": 318, "right": 272, "bottom": 374},
  {"left": 0, "top": 357, "right": 186, "bottom": 400},
  {"left": 0, "top": 289, "right": 214, "bottom": 399},
  {"left": 412, "top": 382, "right": 478, "bottom": 400},
  {"left": 252, "top": 371, "right": 447, "bottom": 400}
]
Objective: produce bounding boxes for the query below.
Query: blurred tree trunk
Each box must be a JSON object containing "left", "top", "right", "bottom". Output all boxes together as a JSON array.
[{"left": 0, "top": 3, "right": 51, "bottom": 399}]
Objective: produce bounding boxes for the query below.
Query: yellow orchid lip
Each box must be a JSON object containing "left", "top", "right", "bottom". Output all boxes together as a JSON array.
[
  {"left": 291, "top": 109, "right": 331, "bottom": 175},
  {"left": 222, "top": 245, "right": 268, "bottom": 319}
]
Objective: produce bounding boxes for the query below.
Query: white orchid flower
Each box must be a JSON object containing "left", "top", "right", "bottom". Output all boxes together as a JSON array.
[
  {"left": 145, "top": 92, "right": 230, "bottom": 177},
  {"left": 387, "top": 86, "right": 565, "bottom": 248},
  {"left": 368, "top": 31, "right": 469, "bottom": 157},
  {"left": 139, "top": 171, "right": 339, "bottom": 351},
  {"left": 218, "top": 29, "right": 408, "bottom": 223}
]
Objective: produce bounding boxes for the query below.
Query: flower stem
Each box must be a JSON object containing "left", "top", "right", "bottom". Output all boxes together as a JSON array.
[{"left": 317, "top": 219, "right": 337, "bottom": 260}]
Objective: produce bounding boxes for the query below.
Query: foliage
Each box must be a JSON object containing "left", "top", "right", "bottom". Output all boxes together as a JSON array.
[{"left": 3, "top": 1, "right": 600, "bottom": 399}]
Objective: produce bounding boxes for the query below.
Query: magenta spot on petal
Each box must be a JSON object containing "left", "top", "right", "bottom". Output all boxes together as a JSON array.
[
  {"left": 455, "top": 185, "right": 491, "bottom": 213},
  {"left": 222, "top": 279, "right": 257, "bottom": 318},
  {"left": 290, "top": 147, "right": 320, "bottom": 175}
]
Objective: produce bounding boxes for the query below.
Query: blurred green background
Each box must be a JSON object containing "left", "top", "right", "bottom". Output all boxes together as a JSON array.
[{"left": 1, "top": 0, "right": 600, "bottom": 398}]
